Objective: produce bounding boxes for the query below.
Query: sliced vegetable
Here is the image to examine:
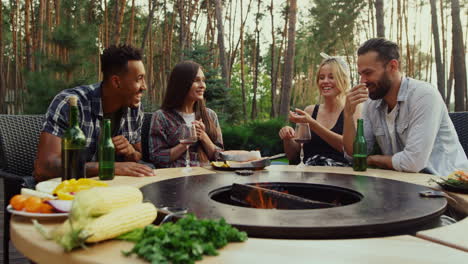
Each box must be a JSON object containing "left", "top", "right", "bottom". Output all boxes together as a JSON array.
[
  {"left": 35, "top": 180, "right": 60, "bottom": 194},
  {"left": 52, "top": 178, "right": 109, "bottom": 200},
  {"left": 21, "top": 188, "right": 56, "bottom": 199},
  {"left": 46, "top": 200, "right": 73, "bottom": 213}
]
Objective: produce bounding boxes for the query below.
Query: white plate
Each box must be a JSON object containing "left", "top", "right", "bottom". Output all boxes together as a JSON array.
[{"left": 7, "top": 205, "right": 68, "bottom": 218}]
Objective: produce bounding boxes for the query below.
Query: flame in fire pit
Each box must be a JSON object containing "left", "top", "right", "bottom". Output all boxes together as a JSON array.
[{"left": 243, "top": 184, "right": 289, "bottom": 209}]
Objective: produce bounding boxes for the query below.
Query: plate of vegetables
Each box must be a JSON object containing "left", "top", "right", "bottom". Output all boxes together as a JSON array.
[
  {"left": 7, "top": 195, "right": 71, "bottom": 218},
  {"left": 436, "top": 170, "right": 468, "bottom": 194}
]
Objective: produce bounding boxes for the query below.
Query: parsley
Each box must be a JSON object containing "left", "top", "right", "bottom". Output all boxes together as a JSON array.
[{"left": 121, "top": 214, "right": 248, "bottom": 264}]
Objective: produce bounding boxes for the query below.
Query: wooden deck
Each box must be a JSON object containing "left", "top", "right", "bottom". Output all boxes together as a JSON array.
[{"left": 1, "top": 178, "right": 28, "bottom": 264}]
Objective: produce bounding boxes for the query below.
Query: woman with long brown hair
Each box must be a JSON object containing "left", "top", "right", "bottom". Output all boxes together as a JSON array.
[{"left": 149, "top": 61, "right": 223, "bottom": 167}]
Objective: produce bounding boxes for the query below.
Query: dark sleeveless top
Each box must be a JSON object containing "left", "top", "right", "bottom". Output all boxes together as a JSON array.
[{"left": 302, "top": 105, "right": 348, "bottom": 164}]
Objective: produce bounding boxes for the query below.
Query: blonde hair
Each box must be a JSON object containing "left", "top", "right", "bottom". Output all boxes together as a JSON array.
[{"left": 315, "top": 58, "right": 350, "bottom": 104}]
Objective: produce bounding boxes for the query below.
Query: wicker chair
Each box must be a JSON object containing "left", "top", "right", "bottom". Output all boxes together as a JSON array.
[
  {"left": 449, "top": 111, "right": 468, "bottom": 156},
  {"left": 0, "top": 114, "right": 44, "bottom": 264}
]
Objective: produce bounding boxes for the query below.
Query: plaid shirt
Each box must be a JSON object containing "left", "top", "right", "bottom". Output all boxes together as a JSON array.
[
  {"left": 149, "top": 109, "right": 223, "bottom": 168},
  {"left": 42, "top": 82, "right": 144, "bottom": 162}
]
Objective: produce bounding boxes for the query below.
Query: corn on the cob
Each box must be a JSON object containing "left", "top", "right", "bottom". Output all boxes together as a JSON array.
[
  {"left": 85, "top": 202, "right": 157, "bottom": 243},
  {"left": 71, "top": 186, "right": 143, "bottom": 219}
]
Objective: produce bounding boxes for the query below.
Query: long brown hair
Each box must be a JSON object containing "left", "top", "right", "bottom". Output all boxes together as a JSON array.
[{"left": 162, "top": 61, "right": 219, "bottom": 161}]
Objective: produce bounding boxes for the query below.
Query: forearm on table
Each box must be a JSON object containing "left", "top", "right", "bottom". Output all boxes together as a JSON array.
[{"left": 368, "top": 155, "right": 394, "bottom": 170}]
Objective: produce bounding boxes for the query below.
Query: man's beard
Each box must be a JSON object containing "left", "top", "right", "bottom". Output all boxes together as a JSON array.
[{"left": 368, "top": 71, "right": 392, "bottom": 100}]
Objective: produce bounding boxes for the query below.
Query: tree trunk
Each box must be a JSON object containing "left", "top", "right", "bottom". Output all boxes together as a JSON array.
[
  {"left": 374, "top": 0, "right": 385, "bottom": 37},
  {"left": 368, "top": 0, "right": 375, "bottom": 37},
  {"left": 214, "top": 0, "right": 229, "bottom": 89},
  {"left": 227, "top": 0, "right": 253, "bottom": 78},
  {"left": 269, "top": 0, "right": 276, "bottom": 118},
  {"left": 446, "top": 53, "right": 454, "bottom": 108},
  {"left": 279, "top": 0, "right": 297, "bottom": 117},
  {"left": 451, "top": 0, "right": 466, "bottom": 111},
  {"left": 141, "top": 0, "right": 158, "bottom": 52},
  {"left": 239, "top": 0, "right": 247, "bottom": 121},
  {"left": 127, "top": 0, "right": 135, "bottom": 45},
  {"left": 430, "top": 0, "right": 445, "bottom": 101},
  {"left": 176, "top": 0, "right": 186, "bottom": 60},
  {"left": 251, "top": 0, "right": 261, "bottom": 120},
  {"left": 403, "top": 0, "right": 411, "bottom": 75},
  {"left": 104, "top": 0, "right": 108, "bottom": 47},
  {"left": 114, "top": 0, "right": 126, "bottom": 44},
  {"left": 440, "top": 0, "right": 447, "bottom": 87},
  {"left": 25, "top": 0, "right": 33, "bottom": 71},
  {"left": 275, "top": 2, "right": 289, "bottom": 116}
]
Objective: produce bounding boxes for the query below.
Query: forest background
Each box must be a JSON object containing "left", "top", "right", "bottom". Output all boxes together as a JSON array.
[{"left": 0, "top": 0, "right": 466, "bottom": 155}]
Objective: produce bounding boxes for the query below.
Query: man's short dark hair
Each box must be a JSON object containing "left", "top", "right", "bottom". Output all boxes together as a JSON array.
[
  {"left": 100, "top": 44, "right": 143, "bottom": 81},
  {"left": 357, "top": 38, "right": 400, "bottom": 64}
]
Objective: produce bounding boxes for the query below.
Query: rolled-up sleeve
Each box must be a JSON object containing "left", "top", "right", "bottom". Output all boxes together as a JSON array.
[
  {"left": 149, "top": 111, "right": 172, "bottom": 167},
  {"left": 392, "top": 91, "right": 442, "bottom": 172}
]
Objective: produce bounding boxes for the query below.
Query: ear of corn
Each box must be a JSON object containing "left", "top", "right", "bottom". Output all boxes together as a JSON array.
[
  {"left": 85, "top": 202, "right": 157, "bottom": 243},
  {"left": 71, "top": 186, "right": 143, "bottom": 219},
  {"left": 34, "top": 186, "right": 158, "bottom": 251}
]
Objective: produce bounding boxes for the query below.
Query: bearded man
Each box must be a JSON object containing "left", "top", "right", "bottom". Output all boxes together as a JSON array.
[{"left": 343, "top": 38, "right": 468, "bottom": 176}]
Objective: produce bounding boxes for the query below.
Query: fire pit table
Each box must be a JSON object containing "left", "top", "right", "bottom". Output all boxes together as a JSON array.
[{"left": 9, "top": 166, "right": 468, "bottom": 263}]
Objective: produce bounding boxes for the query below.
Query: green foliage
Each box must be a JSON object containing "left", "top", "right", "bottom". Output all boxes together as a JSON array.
[
  {"left": 222, "top": 118, "right": 287, "bottom": 156},
  {"left": 23, "top": 0, "right": 100, "bottom": 114},
  {"left": 121, "top": 214, "right": 247, "bottom": 264},
  {"left": 184, "top": 44, "right": 241, "bottom": 124}
]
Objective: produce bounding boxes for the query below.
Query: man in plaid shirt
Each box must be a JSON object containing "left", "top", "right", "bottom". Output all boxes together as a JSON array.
[{"left": 34, "top": 45, "right": 155, "bottom": 181}]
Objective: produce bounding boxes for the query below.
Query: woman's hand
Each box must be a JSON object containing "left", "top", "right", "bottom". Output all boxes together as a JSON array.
[
  {"left": 192, "top": 119, "right": 208, "bottom": 142},
  {"left": 279, "top": 126, "right": 295, "bottom": 140},
  {"left": 289, "top": 108, "right": 314, "bottom": 124}
]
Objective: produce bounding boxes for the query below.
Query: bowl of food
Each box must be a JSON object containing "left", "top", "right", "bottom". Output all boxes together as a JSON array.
[{"left": 436, "top": 170, "right": 468, "bottom": 194}]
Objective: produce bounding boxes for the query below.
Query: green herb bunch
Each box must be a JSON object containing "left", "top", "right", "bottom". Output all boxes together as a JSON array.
[{"left": 121, "top": 214, "right": 248, "bottom": 264}]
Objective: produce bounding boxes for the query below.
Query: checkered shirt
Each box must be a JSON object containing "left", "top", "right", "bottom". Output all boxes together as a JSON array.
[{"left": 42, "top": 82, "right": 144, "bottom": 162}]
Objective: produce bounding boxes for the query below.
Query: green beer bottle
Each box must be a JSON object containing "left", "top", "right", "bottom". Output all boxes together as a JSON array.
[
  {"left": 353, "top": 118, "right": 367, "bottom": 171},
  {"left": 62, "top": 96, "right": 86, "bottom": 180},
  {"left": 99, "top": 119, "right": 115, "bottom": 180}
]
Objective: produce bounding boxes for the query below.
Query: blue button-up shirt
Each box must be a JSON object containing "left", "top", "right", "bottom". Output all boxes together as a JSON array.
[
  {"left": 359, "top": 77, "right": 468, "bottom": 176},
  {"left": 42, "top": 83, "right": 143, "bottom": 162}
]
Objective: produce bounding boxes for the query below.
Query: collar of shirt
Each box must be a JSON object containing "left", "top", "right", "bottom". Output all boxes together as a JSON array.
[
  {"left": 90, "top": 82, "right": 130, "bottom": 125},
  {"left": 375, "top": 76, "right": 409, "bottom": 110}
]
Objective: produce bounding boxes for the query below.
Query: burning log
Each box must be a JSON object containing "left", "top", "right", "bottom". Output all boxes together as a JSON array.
[{"left": 230, "top": 183, "right": 335, "bottom": 209}]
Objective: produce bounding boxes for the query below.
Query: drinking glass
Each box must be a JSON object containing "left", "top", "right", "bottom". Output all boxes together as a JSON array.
[
  {"left": 293, "top": 123, "right": 311, "bottom": 168},
  {"left": 179, "top": 124, "right": 198, "bottom": 172}
]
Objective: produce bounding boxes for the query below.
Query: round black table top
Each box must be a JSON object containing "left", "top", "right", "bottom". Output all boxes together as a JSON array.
[{"left": 140, "top": 171, "right": 447, "bottom": 239}]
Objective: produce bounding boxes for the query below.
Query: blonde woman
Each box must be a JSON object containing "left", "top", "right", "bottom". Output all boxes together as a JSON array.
[{"left": 279, "top": 54, "right": 352, "bottom": 166}]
